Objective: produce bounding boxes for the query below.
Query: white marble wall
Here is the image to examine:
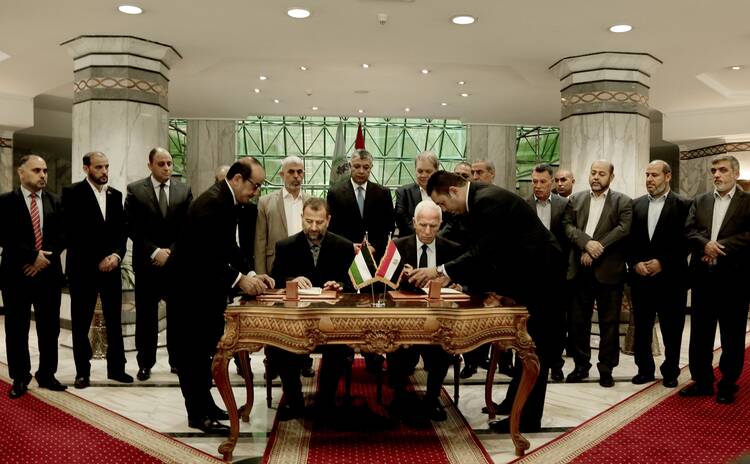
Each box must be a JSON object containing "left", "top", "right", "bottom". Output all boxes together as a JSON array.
[
  {"left": 465, "top": 125, "right": 516, "bottom": 190},
  {"left": 560, "top": 113, "right": 651, "bottom": 199},
  {"left": 71, "top": 101, "right": 169, "bottom": 193},
  {"left": 185, "top": 120, "right": 237, "bottom": 196},
  {"left": 0, "top": 130, "right": 13, "bottom": 193}
]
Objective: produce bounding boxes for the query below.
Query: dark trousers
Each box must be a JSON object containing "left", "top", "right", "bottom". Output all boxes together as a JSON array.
[
  {"left": 689, "top": 271, "right": 750, "bottom": 390},
  {"left": 69, "top": 270, "right": 126, "bottom": 377},
  {"left": 388, "top": 346, "right": 453, "bottom": 401},
  {"left": 551, "top": 280, "right": 574, "bottom": 371},
  {"left": 631, "top": 278, "right": 686, "bottom": 380},
  {"left": 463, "top": 344, "right": 490, "bottom": 367},
  {"left": 570, "top": 272, "right": 623, "bottom": 375},
  {"left": 2, "top": 274, "right": 62, "bottom": 382},
  {"left": 266, "top": 346, "right": 306, "bottom": 408},
  {"left": 134, "top": 266, "right": 176, "bottom": 369}
]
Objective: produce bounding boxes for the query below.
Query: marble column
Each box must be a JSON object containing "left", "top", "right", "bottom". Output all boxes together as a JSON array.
[
  {"left": 550, "top": 52, "right": 661, "bottom": 198},
  {"left": 679, "top": 141, "right": 750, "bottom": 198},
  {"left": 62, "top": 36, "right": 182, "bottom": 192},
  {"left": 0, "top": 131, "right": 13, "bottom": 193},
  {"left": 185, "top": 120, "right": 237, "bottom": 196},
  {"left": 465, "top": 124, "right": 516, "bottom": 189}
]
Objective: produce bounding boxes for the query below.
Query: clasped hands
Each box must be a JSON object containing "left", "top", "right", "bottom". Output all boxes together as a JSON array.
[
  {"left": 634, "top": 259, "right": 662, "bottom": 276},
  {"left": 98, "top": 254, "right": 120, "bottom": 272},
  {"left": 701, "top": 240, "right": 726, "bottom": 265},
  {"left": 22, "top": 250, "right": 53, "bottom": 277},
  {"left": 581, "top": 240, "right": 605, "bottom": 267},
  {"left": 238, "top": 274, "right": 275, "bottom": 295},
  {"left": 151, "top": 248, "right": 171, "bottom": 267},
  {"left": 291, "top": 276, "right": 343, "bottom": 292}
]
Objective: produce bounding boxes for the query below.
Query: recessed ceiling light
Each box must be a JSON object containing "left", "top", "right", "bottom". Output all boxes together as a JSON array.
[
  {"left": 440, "top": 102, "right": 448, "bottom": 106},
  {"left": 299, "top": 66, "right": 308, "bottom": 71},
  {"left": 404, "top": 107, "right": 411, "bottom": 112},
  {"left": 287, "top": 8, "right": 311, "bottom": 19},
  {"left": 273, "top": 99, "right": 280, "bottom": 103},
  {"left": 118, "top": 5, "right": 142, "bottom": 14},
  {"left": 457, "top": 81, "right": 466, "bottom": 85},
  {"left": 311, "top": 106, "right": 319, "bottom": 111},
  {"left": 259, "top": 75, "right": 268, "bottom": 81},
  {"left": 460, "top": 93, "right": 469, "bottom": 97},
  {"left": 451, "top": 15, "right": 476, "bottom": 25},
  {"left": 730, "top": 65, "right": 743, "bottom": 70},
  {"left": 421, "top": 68, "right": 430, "bottom": 75},
  {"left": 609, "top": 24, "right": 632, "bottom": 33},
  {"left": 253, "top": 88, "right": 261, "bottom": 94},
  {"left": 361, "top": 63, "right": 370, "bottom": 69},
  {"left": 358, "top": 109, "right": 364, "bottom": 114}
]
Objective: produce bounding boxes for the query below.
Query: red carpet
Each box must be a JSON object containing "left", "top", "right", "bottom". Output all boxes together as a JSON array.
[
  {"left": 263, "top": 358, "right": 492, "bottom": 464},
  {"left": 0, "top": 373, "right": 221, "bottom": 463},
  {"left": 516, "top": 344, "right": 750, "bottom": 464}
]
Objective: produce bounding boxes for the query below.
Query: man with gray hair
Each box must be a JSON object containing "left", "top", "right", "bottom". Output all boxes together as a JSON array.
[
  {"left": 395, "top": 151, "right": 439, "bottom": 237},
  {"left": 471, "top": 159, "right": 495, "bottom": 184}
]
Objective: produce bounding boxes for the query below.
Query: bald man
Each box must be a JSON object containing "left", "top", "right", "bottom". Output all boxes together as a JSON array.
[{"left": 554, "top": 169, "right": 575, "bottom": 198}]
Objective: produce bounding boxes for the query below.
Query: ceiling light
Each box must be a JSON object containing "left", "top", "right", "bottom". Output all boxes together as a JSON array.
[
  {"left": 421, "top": 68, "right": 430, "bottom": 75},
  {"left": 117, "top": 5, "right": 142, "bottom": 14},
  {"left": 457, "top": 81, "right": 466, "bottom": 85},
  {"left": 273, "top": 99, "right": 280, "bottom": 103},
  {"left": 609, "top": 24, "right": 632, "bottom": 33},
  {"left": 404, "top": 107, "right": 411, "bottom": 112},
  {"left": 259, "top": 75, "right": 268, "bottom": 81},
  {"left": 299, "top": 66, "right": 308, "bottom": 71},
  {"left": 358, "top": 109, "right": 364, "bottom": 114},
  {"left": 362, "top": 63, "right": 370, "bottom": 69},
  {"left": 253, "top": 88, "right": 260, "bottom": 93},
  {"left": 311, "top": 106, "right": 319, "bottom": 111},
  {"left": 460, "top": 93, "right": 469, "bottom": 97},
  {"left": 451, "top": 15, "right": 476, "bottom": 25},
  {"left": 440, "top": 102, "right": 448, "bottom": 106},
  {"left": 730, "top": 65, "right": 743, "bottom": 70},
  {"left": 287, "top": 8, "right": 311, "bottom": 19}
]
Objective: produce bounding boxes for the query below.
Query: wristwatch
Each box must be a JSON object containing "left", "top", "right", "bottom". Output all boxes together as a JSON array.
[{"left": 436, "top": 265, "right": 445, "bottom": 277}]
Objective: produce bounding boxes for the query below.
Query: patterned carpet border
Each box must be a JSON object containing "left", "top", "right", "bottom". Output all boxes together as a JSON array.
[
  {"left": 0, "top": 363, "right": 222, "bottom": 464},
  {"left": 513, "top": 334, "right": 750, "bottom": 464}
]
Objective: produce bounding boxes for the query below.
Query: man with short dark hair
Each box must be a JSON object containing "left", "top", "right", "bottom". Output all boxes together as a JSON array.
[
  {"left": 125, "top": 147, "right": 192, "bottom": 380},
  {"left": 554, "top": 169, "right": 575, "bottom": 198},
  {"left": 453, "top": 161, "right": 472, "bottom": 181},
  {"left": 1, "top": 155, "right": 66, "bottom": 398},
  {"left": 394, "top": 151, "right": 439, "bottom": 237},
  {"left": 63, "top": 151, "right": 132, "bottom": 389},
  {"left": 680, "top": 155, "right": 750, "bottom": 405}
]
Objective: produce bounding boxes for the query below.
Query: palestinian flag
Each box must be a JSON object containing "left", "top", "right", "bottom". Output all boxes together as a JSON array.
[
  {"left": 375, "top": 239, "right": 404, "bottom": 289},
  {"left": 349, "top": 240, "right": 378, "bottom": 289}
]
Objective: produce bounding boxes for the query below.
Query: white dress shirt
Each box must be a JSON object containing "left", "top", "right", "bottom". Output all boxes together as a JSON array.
[
  {"left": 283, "top": 188, "right": 303, "bottom": 236},
  {"left": 711, "top": 185, "right": 736, "bottom": 241},
  {"left": 534, "top": 195, "right": 552, "bottom": 230},
  {"left": 86, "top": 178, "right": 108, "bottom": 220},
  {"left": 419, "top": 187, "right": 431, "bottom": 203},
  {"left": 20, "top": 185, "right": 43, "bottom": 231},
  {"left": 647, "top": 190, "right": 668, "bottom": 241},
  {"left": 351, "top": 179, "right": 368, "bottom": 196},
  {"left": 415, "top": 238, "right": 437, "bottom": 269},
  {"left": 584, "top": 189, "right": 609, "bottom": 238},
  {"left": 151, "top": 175, "right": 170, "bottom": 204}
]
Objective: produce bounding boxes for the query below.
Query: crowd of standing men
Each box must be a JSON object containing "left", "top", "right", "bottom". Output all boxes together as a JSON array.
[{"left": 1, "top": 147, "right": 748, "bottom": 436}]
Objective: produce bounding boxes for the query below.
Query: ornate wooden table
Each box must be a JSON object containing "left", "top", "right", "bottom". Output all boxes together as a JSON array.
[{"left": 211, "top": 293, "right": 539, "bottom": 461}]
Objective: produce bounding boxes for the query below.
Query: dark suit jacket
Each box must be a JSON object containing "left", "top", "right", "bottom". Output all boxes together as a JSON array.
[
  {"left": 62, "top": 180, "right": 127, "bottom": 284},
  {"left": 0, "top": 188, "right": 64, "bottom": 287},
  {"left": 525, "top": 193, "right": 568, "bottom": 251},
  {"left": 628, "top": 191, "right": 692, "bottom": 286},
  {"left": 443, "top": 183, "right": 560, "bottom": 305},
  {"left": 125, "top": 177, "right": 192, "bottom": 273},
  {"left": 271, "top": 231, "right": 355, "bottom": 291},
  {"left": 686, "top": 188, "right": 750, "bottom": 282},
  {"left": 237, "top": 202, "right": 257, "bottom": 273},
  {"left": 563, "top": 189, "right": 632, "bottom": 284},
  {"left": 394, "top": 234, "right": 462, "bottom": 291},
  {"left": 327, "top": 179, "right": 394, "bottom": 260},
  {"left": 394, "top": 183, "right": 422, "bottom": 237}
]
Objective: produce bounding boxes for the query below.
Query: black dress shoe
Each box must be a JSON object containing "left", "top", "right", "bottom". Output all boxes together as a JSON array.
[
  {"left": 481, "top": 399, "right": 511, "bottom": 415},
  {"left": 662, "top": 378, "right": 678, "bottom": 388},
  {"left": 422, "top": 398, "right": 447, "bottom": 422},
  {"left": 550, "top": 367, "right": 564, "bottom": 382},
  {"left": 679, "top": 383, "right": 714, "bottom": 397},
  {"left": 459, "top": 364, "right": 478, "bottom": 379},
  {"left": 489, "top": 417, "right": 541, "bottom": 434},
  {"left": 74, "top": 376, "right": 90, "bottom": 389},
  {"left": 35, "top": 375, "right": 67, "bottom": 391},
  {"left": 8, "top": 380, "right": 28, "bottom": 399},
  {"left": 301, "top": 366, "right": 316, "bottom": 378},
  {"left": 107, "top": 372, "right": 134, "bottom": 384},
  {"left": 631, "top": 373, "right": 656, "bottom": 385},
  {"left": 188, "top": 417, "right": 230, "bottom": 434},
  {"left": 136, "top": 368, "right": 151, "bottom": 381},
  {"left": 599, "top": 372, "right": 615, "bottom": 388},
  {"left": 565, "top": 369, "right": 589, "bottom": 383},
  {"left": 276, "top": 403, "right": 305, "bottom": 421},
  {"left": 716, "top": 389, "right": 736, "bottom": 405},
  {"left": 209, "top": 406, "right": 229, "bottom": 421}
]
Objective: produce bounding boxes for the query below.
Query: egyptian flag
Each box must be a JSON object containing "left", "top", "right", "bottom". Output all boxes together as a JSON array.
[
  {"left": 349, "top": 239, "right": 378, "bottom": 289},
  {"left": 375, "top": 239, "right": 404, "bottom": 289},
  {"left": 354, "top": 121, "right": 365, "bottom": 150}
]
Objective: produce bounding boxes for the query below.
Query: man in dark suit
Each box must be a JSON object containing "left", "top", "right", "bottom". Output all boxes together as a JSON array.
[
  {"left": 0, "top": 155, "right": 66, "bottom": 398},
  {"left": 327, "top": 149, "right": 394, "bottom": 260},
  {"left": 125, "top": 147, "right": 192, "bottom": 380},
  {"left": 680, "top": 155, "right": 750, "bottom": 405},
  {"left": 629, "top": 160, "right": 691, "bottom": 388},
  {"left": 410, "top": 171, "right": 563, "bottom": 433},
  {"left": 269, "top": 197, "right": 355, "bottom": 420},
  {"left": 527, "top": 163, "right": 569, "bottom": 382},
  {"left": 63, "top": 151, "right": 132, "bottom": 389},
  {"left": 394, "top": 151, "right": 438, "bottom": 237},
  {"left": 169, "top": 160, "right": 274, "bottom": 434},
  {"left": 388, "top": 200, "right": 462, "bottom": 422},
  {"left": 563, "top": 160, "right": 632, "bottom": 388}
]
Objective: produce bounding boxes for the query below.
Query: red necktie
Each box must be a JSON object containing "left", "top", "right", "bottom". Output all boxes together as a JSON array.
[{"left": 30, "top": 192, "right": 42, "bottom": 251}]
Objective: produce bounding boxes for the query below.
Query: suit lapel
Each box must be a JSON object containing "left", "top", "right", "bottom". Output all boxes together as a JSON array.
[
  {"left": 718, "top": 190, "right": 742, "bottom": 236},
  {"left": 142, "top": 177, "right": 161, "bottom": 216},
  {"left": 650, "top": 193, "right": 672, "bottom": 242},
  {"left": 592, "top": 192, "right": 613, "bottom": 239},
  {"left": 14, "top": 189, "right": 35, "bottom": 240},
  {"left": 275, "top": 190, "right": 288, "bottom": 236},
  {"left": 577, "top": 193, "right": 590, "bottom": 231}
]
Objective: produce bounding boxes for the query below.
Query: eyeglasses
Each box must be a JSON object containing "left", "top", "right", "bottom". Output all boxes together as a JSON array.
[{"left": 246, "top": 178, "right": 265, "bottom": 190}]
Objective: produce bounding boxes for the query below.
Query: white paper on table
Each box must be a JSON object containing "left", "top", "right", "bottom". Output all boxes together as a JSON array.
[
  {"left": 420, "top": 286, "right": 461, "bottom": 295},
  {"left": 298, "top": 287, "right": 323, "bottom": 295}
]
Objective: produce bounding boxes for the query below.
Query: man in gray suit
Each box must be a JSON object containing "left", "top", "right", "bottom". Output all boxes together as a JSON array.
[
  {"left": 125, "top": 147, "right": 192, "bottom": 380},
  {"left": 563, "top": 160, "right": 632, "bottom": 387},
  {"left": 527, "top": 163, "right": 568, "bottom": 381}
]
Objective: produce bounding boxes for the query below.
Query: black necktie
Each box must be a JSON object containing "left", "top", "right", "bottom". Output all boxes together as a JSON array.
[
  {"left": 419, "top": 244, "right": 428, "bottom": 268},
  {"left": 158, "top": 183, "right": 168, "bottom": 217}
]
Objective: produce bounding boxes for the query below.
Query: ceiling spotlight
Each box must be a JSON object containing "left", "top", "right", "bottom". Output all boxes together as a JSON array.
[
  {"left": 730, "top": 65, "right": 743, "bottom": 70},
  {"left": 287, "top": 8, "right": 311, "bottom": 19},
  {"left": 440, "top": 102, "right": 448, "bottom": 106},
  {"left": 457, "top": 80, "right": 466, "bottom": 85},
  {"left": 404, "top": 107, "right": 411, "bottom": 112},
  {"left": 259, "top": 75, "right": 268, "bottom": 81},
  {"left": 362, "top": 63, "right": 370, "bottom": 69},
  {"left": 451, "top": 15, "right": 476, "bottom": 25},
  {"left": 117, "top": 5, "right": 142, "bottom": 14},
  {"left": 312, "top": 106, "right": 319, "bottom": 111},
  {"left": 358, "top": 109, "right": 364, "bottom": 114},
  {"left": 273, "top": 99, "right": 280, "bottom": 103},
  {"left": 253, "top": 88, "right": 261, "bottom": 93},
  {"left": 460, "top": 93, "right": 469, "bottom": 97},
  {"left": 299, "top": 66, "right": 308, "bottom": 71},
  {"left": 421, "top": 68, "right": 430, "bottom": 75},
  {"left": 609, "top": 24, "right": 632, "bottom": 33}
]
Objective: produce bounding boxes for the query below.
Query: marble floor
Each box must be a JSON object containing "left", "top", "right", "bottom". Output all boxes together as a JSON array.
[{"left": 1, "top": 316, "right": 748, "bottom": 464}]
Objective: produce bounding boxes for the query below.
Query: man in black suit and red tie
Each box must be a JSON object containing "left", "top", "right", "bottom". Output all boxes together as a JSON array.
[
  {"left": 394, "top": 151, "right": 438, "bottom": 237},
  {"left": 389, "top": 200, "right": 462, "bottom": 423},
  {"left": 0, "top": 155, "right": 67, "bottom": 398},
  {"left": 628, "top": 160, "right": 692, "bottom": 389},
  {"left": 125, "top": 147, "right": 192, "bottom": 380},
  {"left": 63, "top": 151, "right": 132, "bottom": 389},
  {"left": 680, "top": 155, "right": 750, "bottom": 405}
]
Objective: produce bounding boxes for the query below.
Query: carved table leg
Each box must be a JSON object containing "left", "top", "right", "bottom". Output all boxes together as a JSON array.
[
  {"left": 509, "top": 320, "right": 540, "bottom": 457},
  {"left": 212, "top": 350, "right": 239, "bottom": 462},
  {"left": 485, "top": 343, "right": 501, "bottom": 421},
  {"left": 237, "top": 351, "right": 254, "bottom": 423}
]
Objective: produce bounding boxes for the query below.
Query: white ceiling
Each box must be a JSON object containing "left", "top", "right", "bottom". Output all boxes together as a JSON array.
[{"left": 1, "top": 0, "right": 750, "bottom": 127}]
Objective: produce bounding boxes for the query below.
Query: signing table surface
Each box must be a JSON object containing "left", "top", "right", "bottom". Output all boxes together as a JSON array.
[{"left": 211, "top": 293, "right": 539, "bottom": 461}]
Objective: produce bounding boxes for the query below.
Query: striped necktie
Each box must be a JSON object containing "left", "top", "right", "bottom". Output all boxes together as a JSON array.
[{"left": 29, "top": 192, "right": 42, "bottom": 250}]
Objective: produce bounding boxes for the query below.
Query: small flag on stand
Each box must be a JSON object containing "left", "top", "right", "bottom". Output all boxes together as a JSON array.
[
  {"left": 375, "top": 239, "right": 404, "bottom": 289},
  {"left": 349, "top": 239, "right": 378, "bottom": 289}
]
